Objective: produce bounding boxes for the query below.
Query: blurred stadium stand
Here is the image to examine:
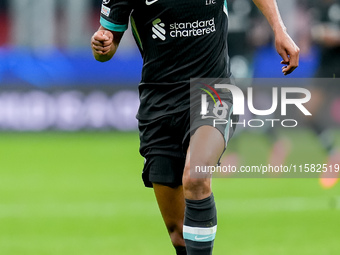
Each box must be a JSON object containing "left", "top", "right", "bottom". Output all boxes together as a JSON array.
[{"left": 0, "top": 0, "right": 142, "bottom": 87}]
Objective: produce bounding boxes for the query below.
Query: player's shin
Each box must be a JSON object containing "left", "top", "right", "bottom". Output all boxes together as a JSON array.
[{"left": 183, "top": 193, "right": 217, "bottom": 255}]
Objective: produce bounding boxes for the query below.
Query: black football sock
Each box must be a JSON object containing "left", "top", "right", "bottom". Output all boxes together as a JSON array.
[
  {"left": 175, "top": 246, "right": 187, "bottom": 255},
  {"left": 183, "top": 193, "right": 217, "bottom": 255}
]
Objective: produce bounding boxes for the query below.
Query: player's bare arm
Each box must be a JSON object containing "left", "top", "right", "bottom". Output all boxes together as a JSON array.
[
  {"left": 253, "top": 0, "right": 300, "bottom": 75},
  {"left": 91, "top": 26, "right": 123, "bottom": 62}
]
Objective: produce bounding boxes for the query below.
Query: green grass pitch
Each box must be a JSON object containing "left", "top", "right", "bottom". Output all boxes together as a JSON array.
[{"left": 0, "top": 131, "right": 339, "bottom": 255}]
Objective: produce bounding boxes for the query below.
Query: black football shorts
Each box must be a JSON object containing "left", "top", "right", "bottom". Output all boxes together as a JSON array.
[{"left": 139, "top": 91, "right": 238, "bottom": 188}]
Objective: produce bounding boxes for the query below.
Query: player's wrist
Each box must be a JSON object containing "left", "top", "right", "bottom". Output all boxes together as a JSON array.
[
  {"left": 272, "top": 23, "right": 287, "bottom": 36},
  {"left": 93, "top": 50, "right": 112, "bottom": 62}
]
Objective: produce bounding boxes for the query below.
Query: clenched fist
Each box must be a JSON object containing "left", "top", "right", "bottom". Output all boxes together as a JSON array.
[{"left": 91, "top": 29, "right": 116, "bottom": 62}]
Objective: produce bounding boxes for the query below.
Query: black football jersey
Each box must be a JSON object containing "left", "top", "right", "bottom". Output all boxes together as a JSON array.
[{"left": 100, "top": 0, "right": 231, "bottom": 120}]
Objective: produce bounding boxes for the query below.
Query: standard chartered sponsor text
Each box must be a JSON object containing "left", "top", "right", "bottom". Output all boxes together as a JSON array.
[{"left": 169, "top": 18, "right": 216, "bottom": 37}]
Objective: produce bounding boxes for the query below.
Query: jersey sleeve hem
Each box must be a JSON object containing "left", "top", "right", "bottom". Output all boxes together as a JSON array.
[{"left": 100, "top": 17, "right": 128, "bottom": 32}]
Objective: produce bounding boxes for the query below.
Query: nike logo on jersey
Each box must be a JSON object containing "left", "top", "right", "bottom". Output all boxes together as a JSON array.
[{"left": 146, "top": 0, "right": 158, "bottom": 5}]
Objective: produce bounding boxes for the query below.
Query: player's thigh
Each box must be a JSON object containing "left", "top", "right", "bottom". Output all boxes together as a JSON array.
[
  {"left": 187, "top": 125, "right": 225, "bottom": 168},
  {"left": 182, "top": 126, "right": 225, "bottom": 199},
  {"left": 183, "top": 125, "right": 225, "bottom": 184},
  {"left": 185, "top": 84, "right": 236, "bottom": 170}
]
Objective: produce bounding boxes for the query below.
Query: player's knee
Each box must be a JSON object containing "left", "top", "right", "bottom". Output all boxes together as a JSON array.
[
  {"left": 182, "top": 176, "right": 210, "bottom": 196},
  {"left": 182, "top": 161, "right": 211, "bottom": 197}
]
